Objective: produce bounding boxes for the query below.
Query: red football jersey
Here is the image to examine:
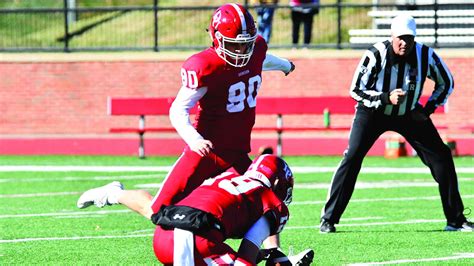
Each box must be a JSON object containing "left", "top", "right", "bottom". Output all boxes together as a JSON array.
[
  {"left": 176, "top": 171, "right": 289, "bottom": 239},
  {"left": 180, "top": 36, "right": 268, "bottom": 153}
]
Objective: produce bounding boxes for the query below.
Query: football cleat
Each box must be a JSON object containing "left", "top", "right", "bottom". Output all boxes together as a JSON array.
[
  {"left": 444, "top": 221, "right": 473, "bottom": 232},
  {"left": 288, "top": 249, "right": 314, "bottom": 266},
  {"left": 77, "top": 181, "right": 123, "bottom": 209}
]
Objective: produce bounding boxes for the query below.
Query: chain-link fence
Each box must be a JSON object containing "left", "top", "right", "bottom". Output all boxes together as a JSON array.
[{"left": 0, "top": 1, "right": 472, "bottom": 51}]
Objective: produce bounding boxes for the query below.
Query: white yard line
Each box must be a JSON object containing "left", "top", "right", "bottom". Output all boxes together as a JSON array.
[
  {"left": 342, "top": 217, "right": 385, "bottom": 221},
  {"left": 296, "top": 181, "right": 434, "bottom": 189},
  {"left": 122, "top": 217, "right": 380, "bottom": 234},
  {"left": 0, "top": 209, "right": 130, "bottom": 219},
  {"left": 127, "top": 229, "right": 155, "bottom": 235},
  {"left": 293, "top": 166, "right": 474, "bottom": 174},
  {"left": 1, "top": 186, "right": 473, "bottom": 201},
  {"left": 0, "top": 234, "right": 153, "bottom": 244},
  {"left": 0, "top": 191, "right": 80, "bottom": 198},
  {"left": 2, "top": 195, "right": 473, "bottom": 219},
  {"left": 292, "top": 194, "right": 474, "bottom": 205},
  {"left": 0, "top": 166, "right": 172, "bottom": 172},
  {"left": 348, "top": 253, "right": 474, "bottom": 265},
  {"left": 54, "top": 215, "right": 105, "bottom": 219},
  {"left": 286, "top": 219, "right": 447, "bottom": 230},
  {"left": 0, "top": 218, "right": 461, "bottom": 244},
  {"left": 0, "top": 165, "right": 473, "bottom": 173},
  {"left": 0, "top": 174, "right": 160, "bottom": 183},
  {"left": 0, "top": 174, "right": 472, "bottom": 185},
  {"left": 134, "top": 178, "right": 474, "bottom": 190}
]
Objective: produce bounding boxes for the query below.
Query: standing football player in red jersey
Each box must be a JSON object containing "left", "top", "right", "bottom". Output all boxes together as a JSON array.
[
  {"left": 151, "top": 3, "right": 295, "bottom": 214},
  {"left": 77, "top": 155, "right": 314, "bottom": 265}
]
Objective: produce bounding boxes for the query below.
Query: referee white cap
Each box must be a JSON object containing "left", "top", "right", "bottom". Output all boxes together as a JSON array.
[{"left": 391, "top": 14, "right": 417, "bottom": 37}]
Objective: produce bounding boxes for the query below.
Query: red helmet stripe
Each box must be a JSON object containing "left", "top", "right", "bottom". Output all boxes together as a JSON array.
[{"left": 230, "top": 3, "right": 247, "bottom": 34}]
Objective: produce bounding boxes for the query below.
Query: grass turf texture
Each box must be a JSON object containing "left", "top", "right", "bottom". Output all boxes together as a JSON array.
[{"left": 0, "top": 155, "right": 473, "bottom": 265}]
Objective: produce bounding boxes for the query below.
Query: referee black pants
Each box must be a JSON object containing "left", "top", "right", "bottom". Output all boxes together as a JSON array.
[{"left": 321, "top": 105, "right": 466, "bottom": 225}]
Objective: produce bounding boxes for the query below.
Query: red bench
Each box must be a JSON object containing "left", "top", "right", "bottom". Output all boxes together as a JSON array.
[
  {"left": 108, "top": 97, "right": 193, "bottom": 158},
  {"left": 252, "top": 97, "right": 356, "bottom": 156},
  {"left": 108, "top": 96, "right": 444, "bottom": 158}
]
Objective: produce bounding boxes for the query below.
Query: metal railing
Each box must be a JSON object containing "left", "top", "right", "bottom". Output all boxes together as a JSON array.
[{"left": 0, "top": 2, "right": 472, "bottom": 52}]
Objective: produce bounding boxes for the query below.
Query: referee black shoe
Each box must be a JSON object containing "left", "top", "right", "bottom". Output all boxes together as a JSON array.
[
  {"left": 444, "top": 220, "right": 473, "bottom": 232},
  {"left": 319, "top": 219, "right": 336, "bottom": 233}
]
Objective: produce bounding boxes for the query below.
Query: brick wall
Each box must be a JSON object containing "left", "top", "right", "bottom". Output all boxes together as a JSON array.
[{"left": 1, "top": 55, "right": 472, "bottom": 135}]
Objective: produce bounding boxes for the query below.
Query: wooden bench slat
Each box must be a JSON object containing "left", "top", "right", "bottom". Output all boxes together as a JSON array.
[
  {"left": 256, "top": 97, "right": 356, "bottom": 114},
  {"left": 253, "top": 126, "right": 352, "bottom": 131},
  {"left": 108, "top": 97, "right": 172, "bottom": 115},
  {"left": 110, "top": 128, "right": 176, "bottom": 134},
  {"left": 108, "top": 97, "right": 199, "bottom": 115},
  {"left": 460, "top": 125, "right": 474, "bottom": 133}
]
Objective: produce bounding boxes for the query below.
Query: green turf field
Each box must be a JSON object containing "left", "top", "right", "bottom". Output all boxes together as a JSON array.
[{"left": 1, "top": 155, "right": 473, "bottom": 265}]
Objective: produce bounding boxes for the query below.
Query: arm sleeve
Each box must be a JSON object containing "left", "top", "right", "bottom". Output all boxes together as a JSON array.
[
  {"left": 169, "top": 86, "right": 207, "bottom": 146},
  {"left": 263, "top": 53, "right": 292, "bottom": 74},
  {"left": 424, "top": 49, "right": 454, "bottom": 114},
  {"left": 349, "top": 49, "right": 390, "bottom": 108},
  {"left": 243, "top": 216, "right": 271, "bottom": 248}
]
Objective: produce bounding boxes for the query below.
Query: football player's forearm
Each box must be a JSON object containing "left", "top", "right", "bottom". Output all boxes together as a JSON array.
[
  {"left": 169, "top": 105, "right": 203, "bottom": 146},
  {"left": 263, "top": 53, "right": 292, "bottom": 73},
  {"left": 169, "top": 86, "right": 207, "bottom": 146}
]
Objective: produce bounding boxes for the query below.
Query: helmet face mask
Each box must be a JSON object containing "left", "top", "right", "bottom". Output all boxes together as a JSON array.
[
  {"left": 273, "top": 177, "right": 294, "bottom": 205},
  {"left": 209, "top": 3, "right": 257, "bottom": 67}
]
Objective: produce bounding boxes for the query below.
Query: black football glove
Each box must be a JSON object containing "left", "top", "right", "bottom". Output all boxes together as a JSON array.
[
  {"left": 285, "top": 62, "right": 295, "bottom": 76},
  {"left": 258, "top": 248, "right": 291, "bottom": 266}
]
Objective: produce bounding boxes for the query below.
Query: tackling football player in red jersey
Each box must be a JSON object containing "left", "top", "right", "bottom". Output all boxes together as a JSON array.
[
  {"left": 151, "top": 3, "right": 295, "bottom": 214},
  {"left": 77, "top": 155, "right": 314, "bottom": 265}
]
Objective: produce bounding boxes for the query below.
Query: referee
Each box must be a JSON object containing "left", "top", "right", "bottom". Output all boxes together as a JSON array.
[{"left": 319, "top": 14, "right": 472, "bottom": 233}]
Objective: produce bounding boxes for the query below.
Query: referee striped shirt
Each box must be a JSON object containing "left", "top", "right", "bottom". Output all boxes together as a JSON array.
[{"left": 350, "top": 40, "right": 454, "bottom": 116}]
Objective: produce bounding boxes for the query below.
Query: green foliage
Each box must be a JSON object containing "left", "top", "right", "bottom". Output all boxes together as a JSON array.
[
  {"left": 0, "top": 0, "right": 63, "bottom": 8},
  {"left": 0, "top": 1, "right": 373, "bottom": 49}
]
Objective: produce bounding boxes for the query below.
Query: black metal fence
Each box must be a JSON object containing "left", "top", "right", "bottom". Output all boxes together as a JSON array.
[{"left": 0, "top": 2, "right": 472, "bottom": 52}]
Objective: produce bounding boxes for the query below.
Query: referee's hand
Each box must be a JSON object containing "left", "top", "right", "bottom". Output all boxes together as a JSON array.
[{"left": 389, "top": 89, "right": 406, "bottom": 105}]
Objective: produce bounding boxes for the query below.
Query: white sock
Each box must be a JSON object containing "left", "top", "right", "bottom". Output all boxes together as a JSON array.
[{"left": 107, "top": 188, "right": 124, "bottom": 205}]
